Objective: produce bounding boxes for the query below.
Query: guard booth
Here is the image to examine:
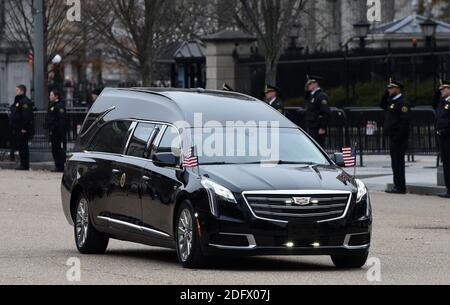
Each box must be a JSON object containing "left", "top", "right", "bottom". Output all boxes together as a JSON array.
[{"left": 157, "top": 40, "right": 206, "bottom": 89}]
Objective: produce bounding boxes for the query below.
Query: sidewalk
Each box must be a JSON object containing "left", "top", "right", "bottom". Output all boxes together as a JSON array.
[{"left": 354, "top": 155, "right": 445, "bottom": 195}]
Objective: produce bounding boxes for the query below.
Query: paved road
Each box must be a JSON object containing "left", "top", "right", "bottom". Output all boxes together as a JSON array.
[{"left": 0, "top": 170, "right": 449, "bottom": 285}]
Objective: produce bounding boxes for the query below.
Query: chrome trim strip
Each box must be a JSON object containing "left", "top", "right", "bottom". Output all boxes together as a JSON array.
[
  {"left": 209, "top": 233, "right": 257, "bottom": 250},
  {"left": 343, "top": 233, "right": 371, "bottom": 250},
  {"left": 98, "top": 216, "right": 170, "bottom": 238},
  {"left": 242, "top": 190, "right": 353, "bottom": 224},
  {"left": 80, "top": 106, "right": 116, "bottom": 138},
  {"left": 123, "top": 122, "right": 138, "bottom": 155}
]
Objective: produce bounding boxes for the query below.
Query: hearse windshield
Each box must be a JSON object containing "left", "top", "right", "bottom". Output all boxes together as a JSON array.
[{"left": 188, "top": 128, "right": 330, "bottom": 166}]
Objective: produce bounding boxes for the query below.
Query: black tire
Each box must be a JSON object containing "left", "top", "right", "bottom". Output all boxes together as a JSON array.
[
  {"left": 175, "top": 201, "right": 206, "bottom": 269},
  {"left": 331, "top": 252, "right": 369, "bottom": 269},
  {"left": 74, "top": 193, "right": 109, "bottom": 255}
]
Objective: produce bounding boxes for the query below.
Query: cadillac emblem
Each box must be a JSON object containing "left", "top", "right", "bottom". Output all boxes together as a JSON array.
[{"left": 292, "top": 197, "right": 312, "bottom": 206}]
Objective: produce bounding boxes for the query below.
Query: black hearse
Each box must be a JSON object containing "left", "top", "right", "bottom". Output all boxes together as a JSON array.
[{"left": 61, "top": 88, "right": 372, "bottom": 269}]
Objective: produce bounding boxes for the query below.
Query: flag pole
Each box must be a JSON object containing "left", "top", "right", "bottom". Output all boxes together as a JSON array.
[
  {"left": 354, "top": 142, "right": 358, "bottom": 178},
  {"left": 195, "top": 146, "right": 201, "bottom": 177}
]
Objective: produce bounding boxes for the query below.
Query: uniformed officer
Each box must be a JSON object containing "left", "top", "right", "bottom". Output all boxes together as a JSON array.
[
  {"left": 44, "top": 89, "right": 67, "bottom": 173},
  {"left": 264, "top": 84, "right": 285, "bottom": 114},
  {"left": 304, "top": 75, "right": 331, "bottom": 148},
  {"left": 9, "top": 85, "right": 34, "bottom": 171},
  {"left": 380, "top": 79, "right": 411, "bottom": 195},
  {"left": 435, "top": 80, "right": 450, "bottom": 198}
]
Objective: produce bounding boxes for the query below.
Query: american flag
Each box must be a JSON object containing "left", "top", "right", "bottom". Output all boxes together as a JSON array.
[
  {"left": 182, "top": 147, "right": 199, "bottom": 168},
  {"left": 342, "top": 146, "right": 357, "bottom": 168}
]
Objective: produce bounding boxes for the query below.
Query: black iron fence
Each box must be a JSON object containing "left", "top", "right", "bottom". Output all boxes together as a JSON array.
[
  {"left": 237, "top": 47, "right": 450, "bottom": 108},
  {"left": 285, "top": 106, "right": 438, "bottom": 156},
  {"left": 0, "top": 106, "right": 439, "bottom": 156},
  {"left": 0, "top": 109, "right": 88, "bottom": 151}
]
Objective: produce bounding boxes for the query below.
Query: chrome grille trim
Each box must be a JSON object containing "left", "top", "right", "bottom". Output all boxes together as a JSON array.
[{"left": 242, "top": 190, "right": 353, "bottom": 224}]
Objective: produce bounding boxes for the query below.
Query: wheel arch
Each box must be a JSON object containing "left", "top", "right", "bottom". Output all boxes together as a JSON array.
[
  {"left": 172, "top": 191, "right": 191, "bottom": 236},
  {"left": 70, "top": 184, "right": 84, "bottom": 222}
]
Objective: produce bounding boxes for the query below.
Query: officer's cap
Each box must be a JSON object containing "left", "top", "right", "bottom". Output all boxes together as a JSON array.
[
  {"left": 306, "top": 75, "right": 323, "bottom": 85},
  {"left": 439, "top": 80, "right": 450, "bottom": 90},
  {"left": 387, "top": 78, "right": 404, "bottom": 89},
  {"left": 264, "top": 84, "right": 280, "bottom": 94}
]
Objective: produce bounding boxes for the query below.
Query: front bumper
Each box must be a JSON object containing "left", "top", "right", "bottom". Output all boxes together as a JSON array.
[{"left": 197, "top": 195, "right": 372, "bottom": 256}]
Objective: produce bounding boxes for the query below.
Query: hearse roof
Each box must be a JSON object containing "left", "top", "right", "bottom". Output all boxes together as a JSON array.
[{"left": 90, "top": 88, "right": 297, "bottom": 128}]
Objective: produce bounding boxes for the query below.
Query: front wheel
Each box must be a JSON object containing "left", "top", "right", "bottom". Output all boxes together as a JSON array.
[
  {"left": 175, "top": 201, "right": 206, "bottom": 269},
  {"left": 331, "top": 252, "right": 369, "bottom": 269},
  {"left": 74, "top": 194, "right": 109, "bottom": 254}
]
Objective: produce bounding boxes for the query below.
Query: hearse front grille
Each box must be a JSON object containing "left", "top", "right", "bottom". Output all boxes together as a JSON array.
[{"left": 244, "top": 192, "right": 351, "bottom": 223}]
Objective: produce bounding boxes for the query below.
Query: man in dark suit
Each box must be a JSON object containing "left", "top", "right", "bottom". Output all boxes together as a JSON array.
[
  {"left": 380, "top": 79, "right": 411, "bottom": 195},
  {"left": 435, "top": 80, "right": 450, "bottom": 198},
  {"left": 44, "top": 89, "right": 67, "bottom": 173},
  {"left": 264, "top": 84, "right": 284, "bottom": 114},
  {"left": 9, "top": 85, "right": 34, "bottom": 171},
  {"left": 304, "top": 75, "right": 331, "bottom": 148}
]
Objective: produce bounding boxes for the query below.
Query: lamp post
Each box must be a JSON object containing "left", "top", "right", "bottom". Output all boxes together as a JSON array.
[
  {"left": 420, "top": 18, "right": 438, "bottom": 48},
  {"left": 420, "top": 18, "right": 438, "bottom": 88},
  {"left": 353, "top": 22, "right": 371, "bottom": 50},
  {"left": 50, "top": 54, "right": 64, "bottom": 94},
  {"left": 288, "top": 23, "right": 300, "bottom": 49},
  {"left": 33, "top": 0, "right": 45, "bottom": 110}
]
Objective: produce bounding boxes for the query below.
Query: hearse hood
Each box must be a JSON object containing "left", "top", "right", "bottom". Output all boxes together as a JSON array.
[{"left": 200, "top": 164, "right": 358, "bottom": 194}]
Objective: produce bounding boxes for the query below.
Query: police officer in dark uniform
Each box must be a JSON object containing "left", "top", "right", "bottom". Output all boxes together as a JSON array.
[
  {"left": 44, "top": 89, "right": 67, "bottom": 173},
  {"left": 9, "top": 85, "right": 34, "bottom": 171},
  {"left": 264, "top": 84, "right": 285, "bottom": 114},
  {"left": 380, "top": 79, "right": 411, "bottom": 195},
  {"left": 435, "top": 80, "right": 450, "bottom": 198},
  {"left": 304, "top": 75, "right": 331, "bottom": 148}
]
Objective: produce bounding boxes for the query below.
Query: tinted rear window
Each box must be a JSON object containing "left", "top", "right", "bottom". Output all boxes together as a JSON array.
[{"left": 89, "top": 121, "right": 132, "bottom": 154}]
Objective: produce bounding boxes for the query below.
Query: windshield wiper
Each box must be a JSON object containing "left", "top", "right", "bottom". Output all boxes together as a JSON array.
[
  {"left": 261, "top": 161, "right": 320, "bottom": 165},
  {"left": 200, "top": 161, "right": 265, "bottom": 166}
]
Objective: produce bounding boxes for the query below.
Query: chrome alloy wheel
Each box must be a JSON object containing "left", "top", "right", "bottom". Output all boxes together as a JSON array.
[
  {"left": 177, "top": 209, "right": 193, "bottom": 262},
  {"left": 76, "top": 198, "right": 89, "bottom": 248}
]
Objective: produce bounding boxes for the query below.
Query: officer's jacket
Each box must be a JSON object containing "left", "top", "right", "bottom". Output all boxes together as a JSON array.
[
  {"left": 9, "top": 95, "right": 34, "bottom": 133},
  {"left": 269, "top": 97, "right": 285, "bottom": 114},
  {"left": 304, "top": 89, "right": 331, "bottom": 130},
  {"left": 380, "top": 93, "right": 411, "bottom": 138},
  {"left": 44, "top": 100, "right": 67, "bottom": 136},
  {"left": 436, "top": 97, "right": 450, "bottom": 136}
]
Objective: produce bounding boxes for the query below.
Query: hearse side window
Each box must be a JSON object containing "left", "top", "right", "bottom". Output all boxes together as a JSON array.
[
  {"left": 155, "top": 126, "right": 182, "bottom": 158},
  {"left": 126, "top": 123, "right": 156, "bottom": 158},
  {"left": 88, "top": 121, "right": 132, "bottom": 154}
]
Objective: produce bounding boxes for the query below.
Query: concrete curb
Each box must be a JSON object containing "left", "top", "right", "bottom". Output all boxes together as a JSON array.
[
  {"left": 387, "top": 183, "right": 447, "bottom": 196},
  {"left": 0, "top": 162, "right": 55, "bottom": 172}
]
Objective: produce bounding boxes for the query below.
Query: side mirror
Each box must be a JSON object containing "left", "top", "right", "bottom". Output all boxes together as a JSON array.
[
  {"left": 331, "top": 153, "right": 346, "bottom": 167},
  {"left": 153, "top": 152, "right": 180, "bottom": 168}
]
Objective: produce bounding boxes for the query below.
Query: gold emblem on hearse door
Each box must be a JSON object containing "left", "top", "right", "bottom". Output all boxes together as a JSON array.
[
  {"left": 292, "top": 197, "right": 312, "bottom": 206},
  {"left": 120, "top": 173, "right": 127, "bottom": 188}
]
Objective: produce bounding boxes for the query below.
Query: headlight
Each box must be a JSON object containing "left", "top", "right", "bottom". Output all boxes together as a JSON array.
[
  {"left": 355, "top": 179, "right": 368, "bottom": 203},
  {"left": 201, "top": 178, "right": 237, "bottom": 203},
  {"left": 201, "top": 178, "right": 237, "bottom": 217}
]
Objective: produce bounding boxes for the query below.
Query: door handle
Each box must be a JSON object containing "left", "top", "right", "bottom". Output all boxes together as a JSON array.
[
  {"left": 142, "top": 176, "right": 152, "bottom": 183},
  {"left": 112, "top": 169, "right": 121, "bottom": 175}
]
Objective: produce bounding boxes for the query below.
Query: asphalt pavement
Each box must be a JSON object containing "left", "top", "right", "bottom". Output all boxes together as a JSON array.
[{"left": 0, "top": 169, "right": 449, "bottom": 285}]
